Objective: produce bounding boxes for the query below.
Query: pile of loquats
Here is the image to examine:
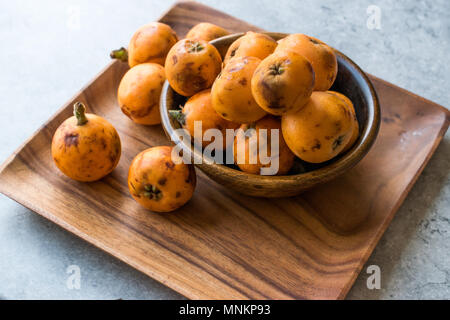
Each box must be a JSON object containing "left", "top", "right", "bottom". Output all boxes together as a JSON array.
[{"left": 51, "top": 22, "right": 359, "bottom": 213}]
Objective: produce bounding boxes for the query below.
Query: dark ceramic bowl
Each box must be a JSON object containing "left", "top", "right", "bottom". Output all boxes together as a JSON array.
[{"left": 160, "top": 32, "right": 380, "bottom": 198}]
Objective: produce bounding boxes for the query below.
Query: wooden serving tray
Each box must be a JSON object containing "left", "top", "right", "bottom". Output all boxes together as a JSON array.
[{"left": 0, "top": 1, "right": 448, "bottom": 300}]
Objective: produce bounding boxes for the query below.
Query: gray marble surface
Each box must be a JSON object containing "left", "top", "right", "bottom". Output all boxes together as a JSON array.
[{"left": 0, "top": 0, "right": 448, "bottom": 300}]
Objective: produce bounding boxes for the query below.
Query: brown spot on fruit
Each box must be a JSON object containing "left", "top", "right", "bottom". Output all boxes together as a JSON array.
[
  {"left": 309, "top": 37, "right": 320, "bottom": 45},
  {"left": 186, "top": 165, "right": 196, "bottom": 184},
  {"left": 133, "top": 31, "right": 143, "bottom": 48},
  {"left": 332, "top": 135, "right": 345, "bottom": 150},
  {"left": 120, "top": 105, "right": 132, "bottom": 118},
  {"left": 172, "top": 55, "right": 178, "bottom": 65},
  {"left": 100, "top": 138, "right": 107, "bottom": 149},
  {"left": 114, "top": 140, "right": 121, "bottom": 155},
  {"left": 158, "top": 177, "right": 167, "bottom": 186},
  {"left": 108, "top": 152, "right": 117, "bottom": 164},
  {"left": 130, "top": 103, "right": 155, "bottom": 118},
  {"left": 327, "top": 73, "right": 335, "bottom": 82},
  {"left": 176, "top": 192, "right": 181, "bottom": 198},
  {"left": 238, "top": 78, "right": 247, "bottom": 86},
  {"left": 165, "top": 161, "right": 175, "bottom": 169},
  {"left": 311, "top": 139, "right": 321, "bottom": 151},
  {"left": 230, "top": 47, "right": 238, "bottom": 57},
  {"left": 64, "top": 133, "right": 79, "bottom": 147}
]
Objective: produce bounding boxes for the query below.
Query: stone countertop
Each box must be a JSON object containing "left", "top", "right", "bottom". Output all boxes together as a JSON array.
[{"left": 0, "top": 0, "right": 448, "bottom": 300}]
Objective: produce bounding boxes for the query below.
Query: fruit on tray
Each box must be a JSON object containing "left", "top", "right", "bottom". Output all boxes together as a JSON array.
[
  {"left": 169, "top": 89, "right": 240, "bottom": 149},
  {"left": 223, "top": 32, "right": 277, "bottom": 65},
  {"left": 276, "top": 34, "right": 337, "bottom": 91},
  {"left": 186, "top": 22, "right": 230, "bottom": 42},
  {"left": 165, "top": 39, "right": 222, "bottom": 96},
  {"left": 118, "top": 62, "right": 165, "bottom": 125},
  {"left": 281, "top": 91, "right": 354, "bottom": 163},
  {"left": 51, "top": 102, "right": 121, "bottom": 182},
  {"left": 211, "top": 56, "right": 267, "bottom": 123},
  {"left": 111, "top": 22, "right": 178, "bottom": 67},
  {"left": 234, "top": 116, "right": 295, "bottom": 175},
  {"left": 127, "top": 146, "right": 196, "bottom": 212},
  {"left": 251, "top": 50, "right": 315, "bottom": 115}
]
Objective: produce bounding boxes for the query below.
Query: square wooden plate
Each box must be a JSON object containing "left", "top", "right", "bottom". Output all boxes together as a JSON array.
[{"left": 0, "top": 1, "right": 448, "bottom": 299}]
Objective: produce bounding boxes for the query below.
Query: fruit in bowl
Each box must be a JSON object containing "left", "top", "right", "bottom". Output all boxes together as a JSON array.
[
  {"left": 165, "top": 39, "right": 222, "bottom": 97},
  {"left": 160, "top": 31, "right": 380, "bottom": 198},
  {"left": 186, "top": 22, "right": 230, "bottom": 42},
  {"left": 223, "top": 32, "right": 277, "bottom": 65},
  {"left": 251, "top": 50, "right": 315, "bottom": 115},
  {"left": 234, "top": 116, "right": 295, "bottom": 176},
  {"left": 169, "top": 89, "right": 240, "bottom": 149},
  {"left": 276, "top": 34, "right": 338, "bottom": 92},
  {"left": 282, "top": 91, "right": 356, "bottom": 163},
  {"left": 211, "top": 56, "right": 267, "bottom": 123}
]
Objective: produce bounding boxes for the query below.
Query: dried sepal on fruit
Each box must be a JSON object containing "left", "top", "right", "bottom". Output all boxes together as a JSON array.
[{"left": 128, "top": 146, "right": 196, "bottom": 213}]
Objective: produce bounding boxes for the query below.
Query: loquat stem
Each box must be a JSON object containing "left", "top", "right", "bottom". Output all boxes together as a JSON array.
[
  {"left": 110, "top": 47, "right": 128, "bottom": 62},
  {"left": 74, "top": 102, "right": 88, "bottom": 126}
]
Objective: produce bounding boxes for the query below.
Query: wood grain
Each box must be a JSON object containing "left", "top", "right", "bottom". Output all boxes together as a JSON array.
[{"left": 0, "top": 1, "right": 448, "bottom": 300}]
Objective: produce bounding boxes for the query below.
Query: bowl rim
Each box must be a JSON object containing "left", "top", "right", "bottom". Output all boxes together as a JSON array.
[{"left": 160, "top": 32, "right": 380, "bottom": 184}]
